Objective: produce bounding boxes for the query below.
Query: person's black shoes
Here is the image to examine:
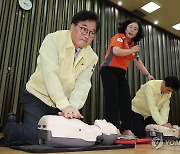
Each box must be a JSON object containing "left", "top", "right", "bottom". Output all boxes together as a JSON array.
[
  {"left": 6, "top": 112, "right": 16, "bottom": 123},
  {"left": 0, "top": 137, "right": 8, "bottom": 147},
  {"left": 2, "top": 112, "right": 16, "bottom": 139}
]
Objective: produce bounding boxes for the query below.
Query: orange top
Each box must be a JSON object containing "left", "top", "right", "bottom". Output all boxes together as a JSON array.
[{"left": 100, "top": 33, "right": 136, "bottom": 70}]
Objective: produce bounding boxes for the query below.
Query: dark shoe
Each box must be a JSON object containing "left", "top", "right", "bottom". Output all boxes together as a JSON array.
[
  {"left": 7, "top": 112, "right": 16, "bottom": 123},
  {"left": 0, "top": 137, "right": 8, "bottom": 147},
  {"left": 3, "top": 113, "right": 16, "bottom": 138}
]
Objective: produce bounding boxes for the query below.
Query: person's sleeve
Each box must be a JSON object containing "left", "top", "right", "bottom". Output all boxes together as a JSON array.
[
  {"left": 110, "top": 34, "right": 124, "bottom": 48},
  {"left": 144, "top": 84, "right": 167, "bottom": 125},
  {"left": 39, "top": 34, "right": 70, "bottom": 109},
  {"left": 159, "top": 95, "right": 171, "bottom": 123},
  {"left": 69, "top": 57, "right": 98, "bottom": 109}
]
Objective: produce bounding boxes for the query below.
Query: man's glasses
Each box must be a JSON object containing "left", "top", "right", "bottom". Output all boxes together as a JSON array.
[{"left": 77, "top": 25, "right": 96, "bottom": 38}]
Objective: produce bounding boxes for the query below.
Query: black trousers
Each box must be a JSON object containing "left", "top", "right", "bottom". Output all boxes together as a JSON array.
[
  {"left": 131, "top": 111, "right": 156, "bottom": 138},
  {"left": 100, "top": 67, "right": 132, "bottom": 131},
  {"left": 6, "top": 88, "right": 60, "bottom": 145}
]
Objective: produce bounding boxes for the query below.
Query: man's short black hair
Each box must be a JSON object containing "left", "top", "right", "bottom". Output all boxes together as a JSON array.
[
  {"left": 71, "top": 10, "right": 101, "bottom": 32},
  {"left": 118, "top": 18, "right": 144, "bottom": 42},
  {"left": 164, "top": 76, "right": 180, "bottom": 91}
]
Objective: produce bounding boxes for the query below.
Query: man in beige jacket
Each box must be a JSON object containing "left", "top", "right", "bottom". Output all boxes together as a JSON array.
[
  {"left": 3, "top": 10, "right": 100, "bottom": 145},
  {"left": 131, "top": 76, "right": 180, "bottom": 138}
]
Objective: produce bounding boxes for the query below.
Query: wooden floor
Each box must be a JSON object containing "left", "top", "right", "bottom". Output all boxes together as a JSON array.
[{"left": 1, "top": 144, "right": 180, "bottom": 154}]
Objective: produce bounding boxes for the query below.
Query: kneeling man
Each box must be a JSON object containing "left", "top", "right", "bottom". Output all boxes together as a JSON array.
[{"left": 131, "top": 76, "right": 180, "bottom": 138}]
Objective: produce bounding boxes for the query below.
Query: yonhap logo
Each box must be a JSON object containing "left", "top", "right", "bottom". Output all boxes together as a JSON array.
[
  {"left": 152, "top": 137, "right": 163, "bottom": 149},
  {"left": 152, "top": 137, "right": 180, "bottom": 149},
  {"left": 165, "top": 140, "right": 180, "bottom": 146}
]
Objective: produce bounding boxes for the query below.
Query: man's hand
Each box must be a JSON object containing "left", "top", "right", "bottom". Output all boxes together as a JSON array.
[
  {"left": 58, "top": 106, "right": 83, "bottom": 119},
  {"left": 163, "top": 123, "right": 173, "bottom": 128}
]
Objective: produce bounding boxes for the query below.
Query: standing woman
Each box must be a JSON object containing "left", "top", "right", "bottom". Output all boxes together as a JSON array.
[{"left": 100, "top": 18, "right": 154, "bottom": 137}]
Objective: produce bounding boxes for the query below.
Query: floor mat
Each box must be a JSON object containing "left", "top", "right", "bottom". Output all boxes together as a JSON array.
[
  {"left": 10, "top": 143, "right": 135, "bottom": 153},
  {"left": 163, "top": 137, "right": 180, "bottom": 141}
]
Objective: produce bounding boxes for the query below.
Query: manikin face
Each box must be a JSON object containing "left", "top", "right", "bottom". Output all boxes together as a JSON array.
[
  {"left": 161, "top": 81, "right": 174, "bottom": 94},
  {"left": 125, "top": 22, "right": 139, "bottom": 40},
  {"left": 70, "top": 20, "right": 97, "bottom": 48}
]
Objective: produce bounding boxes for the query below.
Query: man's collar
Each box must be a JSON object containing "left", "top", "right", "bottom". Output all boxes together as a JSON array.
[
  {"left": 157, "top": 80, "right": 163, "bottom": 95},
  {"left": 66, "top": 30, "right": 75, "bottom": 49}
]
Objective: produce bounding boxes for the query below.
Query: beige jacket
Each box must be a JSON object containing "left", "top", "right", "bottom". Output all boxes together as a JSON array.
[
  {"left": 132, "top": 80, "right": 171, "bottom": 125},
  {"left": 26, "top": 30, "right": 98, "bottom": 110}
]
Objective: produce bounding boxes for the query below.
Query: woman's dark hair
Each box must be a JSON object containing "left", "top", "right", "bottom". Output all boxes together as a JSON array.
[
  {"left": 71, "top": 10, "right": 101, "bottom": 32},
  {"left": 164, "top": 76, "right": 180, "bottom": 91},
  {"left": 118, "top": 18, "right": 144, "bottom": 42}
]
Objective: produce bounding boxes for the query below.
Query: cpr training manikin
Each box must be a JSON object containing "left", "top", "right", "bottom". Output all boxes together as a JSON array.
[{"left": 38, "top": 115, "right": 118, "bottom": 147}]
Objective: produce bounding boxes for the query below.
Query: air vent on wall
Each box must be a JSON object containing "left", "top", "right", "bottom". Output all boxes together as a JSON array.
[{"left": 132, "top": 9, "right": 147, "bottom": 17}]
